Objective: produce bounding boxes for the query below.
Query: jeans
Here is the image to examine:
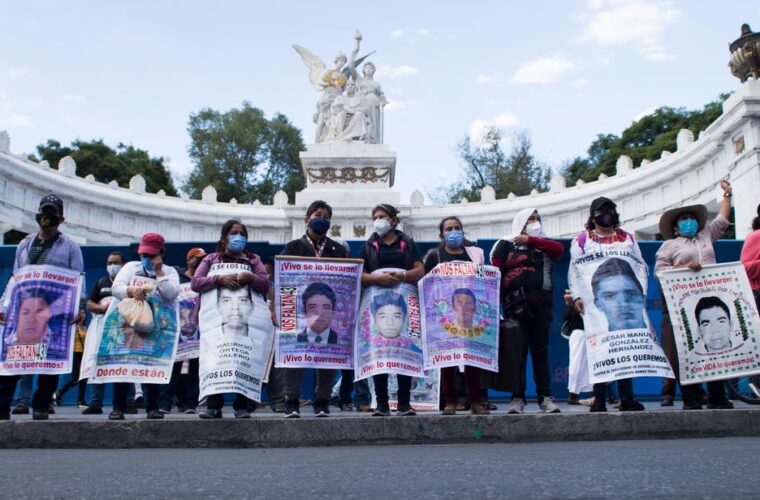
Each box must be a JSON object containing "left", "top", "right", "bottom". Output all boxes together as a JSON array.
[
  {"left": 338, "top": 370, "right": 370, "bottom": 405},
  {"left": 159, "top": 359, "right": 199, "bottom": 411},
  {"left": 13, "top": 375, "right": 34, "bottom": 407},
  {"left": 284, "top": 368, "right": 335, "bottom": 402},
  {"left": 442, "top": 366, "right": 481, "bottom": 406},
  {"left": 0, "top": 374, "right": 59, "bottom": 413},
  {"left": 113, "top": 383, "right": 159, "bottom": 412},
  {"left": 373, "top": 374, "right": 411, "bottom": 406},
  {"left": 89, "top": 383, "right": 106, "bottom": 408},
  {"left": 514, "top": 297, "right": 553, "bottom": 399}
]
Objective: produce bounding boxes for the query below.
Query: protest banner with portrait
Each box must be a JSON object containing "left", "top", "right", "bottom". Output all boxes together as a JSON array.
[
  {"left": 176, "top": 282, "right": 200, "bottom": 361},
  {"left": 570, "top": 249, "right": 674, "bottom": 383},
  {"left": 370, "top": 370, "right": 440, "bottom": 411},
  {"left": 274, "top": 257, "right": 362, "bottom": 370},
  {"left": 419, "top": 261, "right": 500, "bottom": 372},
  {"left": 355, "top": 269, "right": 424, "bottom": 380},
  {"left": 0, "top": 265, "right": 83, "bottom": 375},
  {"left": 90, "top": 276, "right": 179, "bottom": 384},
  {"left": 198, "top": 263, "right": 275, "bottom": 402},
  {"left": 79, "top": 297, "right": 111, "bottom": 381},
  {"left": 659, "top": 262, "right": 760, "bottom": 384}
]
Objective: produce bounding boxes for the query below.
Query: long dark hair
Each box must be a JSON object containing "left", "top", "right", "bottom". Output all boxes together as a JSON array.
[
  {"left": 753, "top": 203, "right": 760, "bottom": 231},
  {"left": 437, "top": 215, "right": 474, "bottom": 248},
  {"left": 217, "top": 218, "right": 248, "bottom": 252}
]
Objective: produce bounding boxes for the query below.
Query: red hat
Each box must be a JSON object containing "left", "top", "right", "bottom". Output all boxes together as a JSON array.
[
  {"left": 137, "top": 233, "right": 165, "bottom": 255},
  {"left": 186, "top": 247, "right": 207, "bottom": 261}
]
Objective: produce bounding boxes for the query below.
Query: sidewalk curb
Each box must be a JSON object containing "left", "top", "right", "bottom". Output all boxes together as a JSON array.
[{"left": 1, "top": 410, "right": 758, "bottom": 448}]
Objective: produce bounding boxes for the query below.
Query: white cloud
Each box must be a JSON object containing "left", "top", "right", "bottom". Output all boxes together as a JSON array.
[
  {"left": 633, "top": 106, "right": 658, "bottom": 122},
  {"left": 389, "top": 28, "right": 432, "bottom": 41},
  {"left": 574, "top": 78, "right": 589, "bottom": 88},
  {"left": 417, "top": 28, "right": 431, "bottom": 37},
  {"left": 390, "top": 29, "right": 405, "bottom": 39},
  {"left": 584, "top": 1, "right": 679, "bottom": 60},
  {"left": 0, "top": 91, "right": 32, "bottom": 127},
  {"left": 386, "top": 99, "right": 413, "bottom": 111},
  {"left": 63, "top": 94, "right": 86, "bottom": 102},
  {"left": 468, "top": 112, "right": 519, "bottom": 143},
  {"left": 475, "top": 73, "right": 504, "bottom": 84},
  {"left": 375, "top": 65, "right": 420, "bottom": 78},
  {"left": 8, "top": 67, "right": 30, "bottom": 77},
  {"left": 512, "top": 57, "right": 575, "bottom": 84}
]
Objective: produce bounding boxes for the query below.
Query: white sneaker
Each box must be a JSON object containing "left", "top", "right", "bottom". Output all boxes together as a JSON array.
[
  {"left": 507, "top": 398, "right": 525, "bottom": 414},
  {"left": 539, "top": 396, "right": 561, "bottom": 414}
]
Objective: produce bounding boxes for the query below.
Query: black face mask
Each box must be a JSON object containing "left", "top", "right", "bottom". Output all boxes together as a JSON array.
[
  {"left": 594, "top": 211, "right": 616, "bottom": 228},
  {"left": 35, "top": 212, "right": 60, "bottom": 228}
]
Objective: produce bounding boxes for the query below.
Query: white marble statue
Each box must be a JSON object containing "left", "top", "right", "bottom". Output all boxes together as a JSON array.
[{"left": 328, "top": 79, "right": 369, "bottom": 141}]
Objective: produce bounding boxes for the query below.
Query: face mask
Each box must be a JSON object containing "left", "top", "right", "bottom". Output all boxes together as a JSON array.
[
  {"left": 140, "top": 256, "right": 154, "bottom": 275},
  {"left": 444, "top": 230, "right": 464, "bottom": 248},
  {"left": 524, "top": 222, "right": 542, "bottom": 237},
  {"left": 678, "top": 218, "right": 699, "bottom": 238},
  {"left": 106, "top": 264, "right": 122, "bottom": 278},
  {"left": 35, "top": 212, "right": 60, "bottom": 228},
  {"left": 308, "top": 217, "right": 330, "bottom": 235},
  {"left": 373, "top": 219, "right": 392, "bottom": 237},
  {"left": 594, "top": 211, "right": 616, "bottom": 228},
  {"left": 227, "top": 234, "right": 247, "bottom": 253}
]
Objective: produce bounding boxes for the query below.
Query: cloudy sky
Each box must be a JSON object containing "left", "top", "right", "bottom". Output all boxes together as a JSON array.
[{"left": 0, "top": 1, "right": 755, "bottom": 202}]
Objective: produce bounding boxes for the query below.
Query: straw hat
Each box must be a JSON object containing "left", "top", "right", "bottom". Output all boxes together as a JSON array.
[{"left": 658, "top": 204, "right": 708, "bottom": 239}]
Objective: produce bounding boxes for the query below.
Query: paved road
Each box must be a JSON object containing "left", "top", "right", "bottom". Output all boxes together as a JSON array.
[{"left": 1, "top": 437, "right": 757, "bottom": 499}]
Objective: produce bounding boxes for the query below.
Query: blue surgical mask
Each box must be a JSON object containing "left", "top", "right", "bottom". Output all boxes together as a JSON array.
[
  {"left": 444, "top": 230, "right": 464, "bottom": 249},
  {"left": 227, "top": 234, "right": 247, "bottom": 253},
  {"left": 678, "top": 218, "right": 699, "bottom": 238},
  {"left": 308, "top": 217, "right": 330, "bottom": 235},
  {"left": 140, "top": 256, "right": 154, "bottom": 273}
]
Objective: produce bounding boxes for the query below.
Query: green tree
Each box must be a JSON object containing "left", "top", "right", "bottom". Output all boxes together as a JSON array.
[
  {"left": 440, "top": 127, "right": 551, "bottom": 202},
  {"left": 562, "top": 94, "right": 729, "bottom": 186},
  {"left": 183, "top": 103, "right": 305, "bottom": 204},
  {"left": 32, "top": 139, "right": 177, "bottom": 195}
]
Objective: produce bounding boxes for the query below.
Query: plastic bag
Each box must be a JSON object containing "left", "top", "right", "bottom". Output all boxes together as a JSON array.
[{"left": 118, "top": 298, "right": 155, "bottom": 333}]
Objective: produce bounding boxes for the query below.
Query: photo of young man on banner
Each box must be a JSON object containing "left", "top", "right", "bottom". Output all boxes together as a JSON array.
[
  {"left": 419, "top": 262, "right": 500, "bottom": 372},
  {"left": 660, "top": 262, "right": 760, "bottom": 384},
  {"left": 176, "top": 282, "right": 200, "bottom": 361},
  {"left": 274, "top": 256, "right": 362, "bottom": 370},
  {"left": 355, "top": 269, "right": 424, "bottom": 380},
  {"left": 370, "top": 370, "right": 440, "bottom": 411},
  {"left": 0, "top": 265, "right": 83, "bottom": 375},
  {"left": 198, "top": 262, "right": 275, "bottom": 402},
  {"left": 570, "top": 251, "right": 674, "bottom": 384}
]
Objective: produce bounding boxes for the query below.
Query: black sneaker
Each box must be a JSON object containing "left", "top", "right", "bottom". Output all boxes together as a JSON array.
[
  {"left": 589, "top": 398, "right": 607, "bottom": 412},
  {"left": 82, "top": 406, "right": 103, "bottom": 415},
  {"left": 199, "top": 409, "right": 223, "bottom": 419},
  {"left": 32, "top": 410, "right": 49, "bottom": 420},
  {"left": 146, "top": 410, "right": 164, "bottom": 419},
  {"left": 339, "top": 402, "right": 353, "bottom": 412},
  {"left": 372, "top": 401, "right": 391, "bottom": 417},
  {"left": 619, "top": 399, "right": 645, "bottom": 411},
  {"left": 234, "top": 409, "right": 252, "bottom": 419},
  {"left": 314, "top": 398, "right": 330, "bottom": 417},
  {"left": 660, "top": 395, "right": 674, "bottom": 407},
  {"left": 11, "top": 404, "right": 29, "bottom": 415},
  {"left": 108, "top": 410, "right": 125, "bottom": 421},
  {"left": 707, "top": 399, "right": 734, "bottom": 410},
  {"left": 284, "top": 398, "right": 300, "bottom": 418},
  {"left": 396, "top": 403, "right": 416, "bottom": 416}
]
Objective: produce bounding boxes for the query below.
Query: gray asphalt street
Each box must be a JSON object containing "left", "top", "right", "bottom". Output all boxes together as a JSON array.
[{"left": 0, "top": 437, "right": 757, "bottom": 499}]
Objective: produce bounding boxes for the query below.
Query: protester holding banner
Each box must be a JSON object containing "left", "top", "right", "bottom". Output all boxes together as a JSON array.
[
  {"left": 422, "top": 216, "right": 490, "bottom": 415},
  {"left": 741, "top": 203, "right": 760, "bottom": 310},
  {"left": 159, "top": 247, "right": 205, "bottom": 414},
  {"left": 655, "top": 180, "right": 734, "bottom": 410},
  {"left": 358, "top": 203, "right": 424, "bottom": 417},
  {"left": 491, "top": 208, "right": 563, "bottom": 414},
  {"left": 568, "top": 197, "right": 652, "bottom": 412},
  {"left": 102, "top": 232, "right": 180, "bottom": 420},
  {"left": 279, "top": 201, "right": 349, "bottom": 418},
  {"left": 0, "top": 194, "right": 84, "bottom": 421},
  {"left": 192, "top": 220, "right": 270, "bottom": 418}
]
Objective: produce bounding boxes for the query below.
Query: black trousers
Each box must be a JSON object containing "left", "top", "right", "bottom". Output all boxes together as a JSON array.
[
  {"left": 158, "top": 359, "right": 199, "bottom": 411},
  {"left": 57, "top": 351, "right": 87, "bottom": 404},
  {"left": 0, "top": 374, "right": 59, "bottom": 413},
  {"left": 373, "top": 374, "right": 411, "bottom": 405},
  {"left": 207, "top": 393, "right": 250, "bottom": 411},
  {"left": 593, "top": 378, "right": 634, "bottom": 402},
  {"left": 113, "top": 382, "right": 160, "bottom": 412},
  {"left": 515, "top": 298, "right": 553, "bottom": 399}
]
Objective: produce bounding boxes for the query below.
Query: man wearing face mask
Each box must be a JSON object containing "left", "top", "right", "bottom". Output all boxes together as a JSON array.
[
  {"left": 490, "top": 208, "right": 564, "bottom": 414},
  {"left": 0, "top": 194, "right": 85, "bottom": 421},
  {"left": 279, "top": 200, "right": 348, "bottom": 418},
  {"left": 655, "top": 180, "right": 733, "bottom": 410}
]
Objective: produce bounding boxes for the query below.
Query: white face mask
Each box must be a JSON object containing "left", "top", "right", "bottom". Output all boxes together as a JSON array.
[
  {"left": 106, "top": 264, "right": 122, "bottom": 278},
  {"left": 373, "top": 219, "right": 392, "bottom": 237},
  {"left": 524, "top": 222, "right": 542, "bottom": 237}
]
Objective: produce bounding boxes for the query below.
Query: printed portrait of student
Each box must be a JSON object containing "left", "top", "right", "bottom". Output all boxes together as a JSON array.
[
  {"left": 695, "top": 297, "right": 734, "bottom": 353},
  {"left": 297, "top": 282, "right": 338, "bottom": 344},
  {"left": 371, "top": 290, "right": 406, "bottom": 340},
  {"left": 280, "top": 200, "right": 348, "bottom": 418},
  {"left": 590, "top": 257, "right": 647, "bottom": 332},
  {"left": 106, "top": 232, "right": 180, "bottom": 421},
  {"left": 423, "top": 216, "right": 490, "bottom": 415},
  {"left": 5, "top": 288, "right": 60, "bottom": 346},
  {"left": 359, "top": 203, "right": 425, "bottom": 417},
  {"left": 654, "top": 180, "right": 734, "bottom": 410},
  {"left": 0, "top": 194, "right": 84, "bottom": 421},
  {"left": 568, "top": 197, "right": 646, "bottom": 413},
  {"left": 192, "top": 219, "right": 269, "bottom": 419}
]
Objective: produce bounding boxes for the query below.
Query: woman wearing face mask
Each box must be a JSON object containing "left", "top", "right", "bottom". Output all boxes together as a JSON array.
[
  {"left": 191, "top": 219, "right": 269, "bottom": 419},
  {"left": 490, "top": 208, "right": 564, "bottom": 414},
  {"left": 655, "top": 180, "right": 733, "bottom": 410},
  {"left": 108, "top": 233, "right": 180, "bottom": 420},
  {"left": 568, "top": 198, "right": 646, "bottom": 413},
  {"left": 358, "top": 204, "right": 425, "bottom": 416},
  {"left": 423, "top": 216, "right": 490, "bottom": 415}
]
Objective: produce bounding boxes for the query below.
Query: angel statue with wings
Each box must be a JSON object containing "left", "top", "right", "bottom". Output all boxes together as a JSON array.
[{"left": 293, "top": 30, "right": 385, "bottom": 144}]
